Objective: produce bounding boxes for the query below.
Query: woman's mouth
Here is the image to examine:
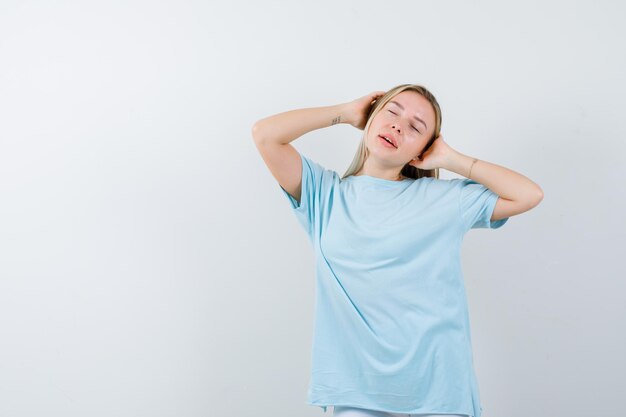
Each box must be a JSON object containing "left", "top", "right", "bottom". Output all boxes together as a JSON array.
[{"left": 378, "top": 135, "right": 397, "bottom": 148}]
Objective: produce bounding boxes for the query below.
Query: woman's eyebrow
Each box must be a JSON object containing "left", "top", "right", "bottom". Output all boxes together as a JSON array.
[{"left": 389, "top": 100, "right": 427, "bottom": 130}]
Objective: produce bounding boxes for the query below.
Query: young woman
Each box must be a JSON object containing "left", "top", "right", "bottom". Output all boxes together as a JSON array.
[{"left": 251, "top": 84, "right": 543, "bottom": 417}]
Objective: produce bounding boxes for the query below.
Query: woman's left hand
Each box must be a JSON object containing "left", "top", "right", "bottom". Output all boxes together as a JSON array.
[{"left": 407, "top": 134, "right": 455, "bottom": 171}]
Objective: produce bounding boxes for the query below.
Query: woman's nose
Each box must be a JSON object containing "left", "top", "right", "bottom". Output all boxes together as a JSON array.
[{"left": 391, "top": 124, "right": 401, "bottom": 132}]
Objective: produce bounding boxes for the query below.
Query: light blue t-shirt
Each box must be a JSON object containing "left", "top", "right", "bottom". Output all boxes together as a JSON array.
[{"left": 278, "top": 153, "right": 509, "bottom": 417}]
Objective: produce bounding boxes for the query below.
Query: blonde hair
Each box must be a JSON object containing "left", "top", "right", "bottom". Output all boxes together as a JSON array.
[{"left": 341, "top": 84, "right": 442, "bottom": 180}]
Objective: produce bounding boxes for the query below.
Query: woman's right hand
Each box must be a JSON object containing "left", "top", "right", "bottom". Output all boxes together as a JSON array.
[{"left": 342, "top": 90, "right": 387, "bottom": 130}]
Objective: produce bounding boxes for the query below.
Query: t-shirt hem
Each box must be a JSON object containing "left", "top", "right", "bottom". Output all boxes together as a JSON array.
[
  {"left": 306, "top": 399, "right": 478, "bottom": 417},
  {"left": 306, "top": 402, "right": 480, "bottom": 417},
  {"left": 484, "top": 191, "right": 509, "bottom": 229}
]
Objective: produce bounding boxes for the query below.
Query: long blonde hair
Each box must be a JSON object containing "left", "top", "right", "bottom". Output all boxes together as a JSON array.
[{"left": 341, "top": 84, "right": 442, "bottom": 180}]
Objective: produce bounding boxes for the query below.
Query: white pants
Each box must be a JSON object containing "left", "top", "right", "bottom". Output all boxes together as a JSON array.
[{"left": 333, "top": 405, "right": 469, "bottom": 417}]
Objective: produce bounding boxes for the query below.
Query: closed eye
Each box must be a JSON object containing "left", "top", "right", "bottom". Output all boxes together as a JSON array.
[{"left": 387, "top": 110, "right": 420, "bottom": 133}]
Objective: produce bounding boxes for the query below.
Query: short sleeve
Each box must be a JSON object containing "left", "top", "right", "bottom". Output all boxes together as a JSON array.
[
  {"left": 278, "top": 152, "right": 334, "bottom": 238},
  {"left": 458, "top": 178, "right": 509, "bottom": 231}
]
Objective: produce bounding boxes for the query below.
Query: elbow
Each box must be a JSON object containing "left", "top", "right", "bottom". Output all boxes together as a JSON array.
[
  {"left": 516, "top": 187, "right": 544, "bottom": 211},
  {"left": 251, "top": 121, "right": 264, "bottom": 143},
  {"left": 529, "top": 186, "right": 544, "bottom": 208}
]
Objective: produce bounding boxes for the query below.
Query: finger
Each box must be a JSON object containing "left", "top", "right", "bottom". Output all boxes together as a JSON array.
[{"left": 370, "top": 92, "right": 386, "bottom": 103}]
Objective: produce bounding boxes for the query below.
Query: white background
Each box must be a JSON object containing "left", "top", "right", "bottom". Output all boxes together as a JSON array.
[{"left": 0, "top": 1, "right": 624, "bottom": 416}]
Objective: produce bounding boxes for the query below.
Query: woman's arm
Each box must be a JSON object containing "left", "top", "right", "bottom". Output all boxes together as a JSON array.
[
  {"left": 251, "top": 102, "right": 356, "bottom": 204},
  {"left": 251, "top": 91, "right": 386, "bottom": 144},
  {"left": 250, "top": 91, "right": 386, "bottom": 203},
  {"left": 251, "top": 104, "right": 350, "bottom": 145},
  {"left": 444, "top": 150, "right": 544, "bottom": 221}
]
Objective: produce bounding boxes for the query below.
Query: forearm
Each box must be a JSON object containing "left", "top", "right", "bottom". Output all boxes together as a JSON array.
[
  {"left": 251, "top": 103, "right": 350, "bottom": 145},
  {"left": 444, "top": 149, "right": 543, "bottom": 204}
]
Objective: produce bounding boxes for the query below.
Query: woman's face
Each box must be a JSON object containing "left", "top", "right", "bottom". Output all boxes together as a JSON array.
[{"left": 366, "top": 90, "right": 436, "bottom": 167}]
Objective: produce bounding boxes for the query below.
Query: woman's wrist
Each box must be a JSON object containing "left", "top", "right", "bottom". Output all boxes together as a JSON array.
[
  {"left": 334, "top": 103, "right": 355, "bottom": 126},
  {"left": 443, "top": 149, "right": 476, "bottom": 178}
]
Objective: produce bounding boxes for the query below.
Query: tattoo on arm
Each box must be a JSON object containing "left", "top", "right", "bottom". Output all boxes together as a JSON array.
[{"left": 331, "top": 115, "right": 341, "bottom": 125}]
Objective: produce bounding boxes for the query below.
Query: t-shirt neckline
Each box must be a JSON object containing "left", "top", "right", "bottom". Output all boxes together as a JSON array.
[{"left": 346, "top": 174, "right": 413, "bottom": 185}]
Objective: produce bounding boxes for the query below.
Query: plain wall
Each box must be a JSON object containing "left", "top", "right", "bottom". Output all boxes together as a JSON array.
[{"left": 0, "top": 0, "right": 624, "bottom": 416}]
